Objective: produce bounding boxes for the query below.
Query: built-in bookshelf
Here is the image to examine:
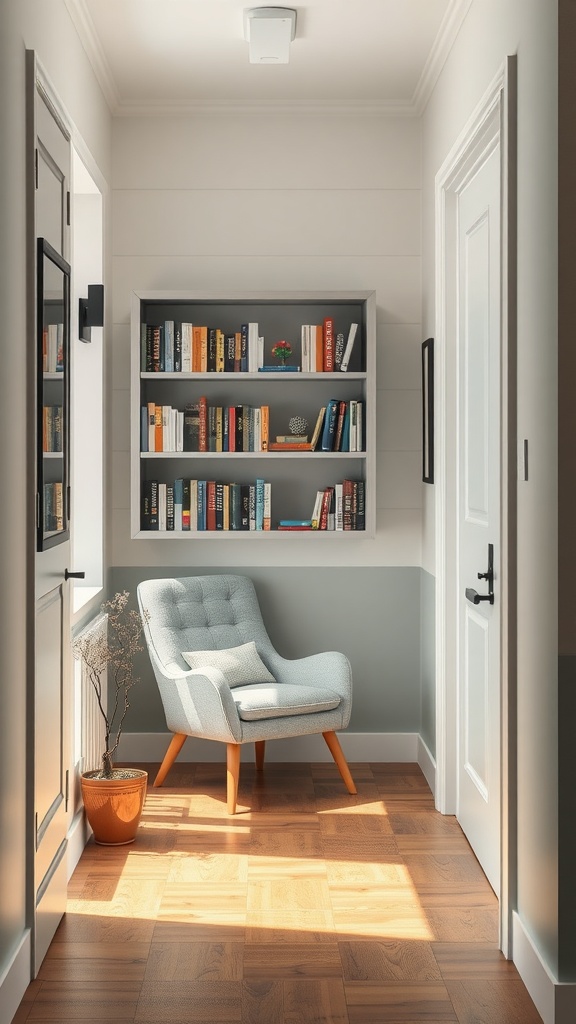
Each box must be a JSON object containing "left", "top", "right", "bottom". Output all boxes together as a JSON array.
[{"left": 130, "top": 290, "right": 376, "bottom": 538}]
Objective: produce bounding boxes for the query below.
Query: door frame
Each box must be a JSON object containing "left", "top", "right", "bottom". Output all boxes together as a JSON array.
[{"left": 434, "top": 58, "right": 517, "bottom": 956}]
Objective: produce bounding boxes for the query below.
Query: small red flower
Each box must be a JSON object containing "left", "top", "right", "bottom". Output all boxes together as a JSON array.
[{"left": 272, "top": 340, "right": 292, "bottom": 363}]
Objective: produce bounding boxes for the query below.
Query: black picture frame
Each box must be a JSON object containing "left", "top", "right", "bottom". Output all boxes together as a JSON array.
[
  {"left": 37, "top": 237, "right": 71, "bottom": 550},
  {"left": 422, "top": 337, "right": 434, "bottom": 484}
]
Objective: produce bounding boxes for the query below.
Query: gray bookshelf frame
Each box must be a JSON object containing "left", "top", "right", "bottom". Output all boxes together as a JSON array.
[{"left": 130, "top": 290, "right": 376, "bottom": 539}]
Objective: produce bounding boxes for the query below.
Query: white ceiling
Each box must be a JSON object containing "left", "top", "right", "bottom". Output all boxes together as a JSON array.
[{"left": 64, "top": 0, "right": 471, "bottom": 116}]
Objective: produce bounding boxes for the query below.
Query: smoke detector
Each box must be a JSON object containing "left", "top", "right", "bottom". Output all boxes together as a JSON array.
[{"left": 243, "top": 8, "right": 297, "bottom": 64}]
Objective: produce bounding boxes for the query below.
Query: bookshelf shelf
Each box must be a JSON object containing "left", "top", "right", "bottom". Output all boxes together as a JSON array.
[{"left": 131, "top": 290, "right": 376, "bottom": 537}]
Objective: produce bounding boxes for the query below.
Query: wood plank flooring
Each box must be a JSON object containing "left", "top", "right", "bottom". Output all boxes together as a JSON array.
[{"left": 11, "top": 762, "right": 543, "bottom": 1024}]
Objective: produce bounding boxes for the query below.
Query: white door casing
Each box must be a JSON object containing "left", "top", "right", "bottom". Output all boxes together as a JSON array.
[
  {"left": 434, "top": 58, "right": 517, "bottom": 954},
  {"left": 29, "top": 54, "right": 72, "bottom": 974},
  {"left": 456, "top": 142, "right": 501, "bottom": 896}
]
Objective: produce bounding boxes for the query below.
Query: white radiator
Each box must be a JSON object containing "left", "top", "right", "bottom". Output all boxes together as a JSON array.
[{"left": 75, "top": 613, "right": 108, "bottom": 775}]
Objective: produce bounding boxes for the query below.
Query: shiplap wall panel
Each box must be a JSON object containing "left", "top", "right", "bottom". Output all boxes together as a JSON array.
[
  {"left": 112, "top": 189, "right": 421, "bottom": 258},
  {"left": 112, "top": 116, "right": 422, "bottom": 191},
  {"left": 111, "top": 114, "right": 423, "bottom": 568}
]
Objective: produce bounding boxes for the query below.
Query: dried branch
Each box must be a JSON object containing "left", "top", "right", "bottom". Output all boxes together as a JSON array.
[{"left": 72, "top": 591, "right": 144, "bottom": 779}]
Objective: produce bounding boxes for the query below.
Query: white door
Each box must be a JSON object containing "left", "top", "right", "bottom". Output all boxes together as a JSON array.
[
  {"left": 456, "top": 143, "right": 501, "bottom": 896},
  {"left": 31, "top": 65, "right": 73, "bottom": 972}
]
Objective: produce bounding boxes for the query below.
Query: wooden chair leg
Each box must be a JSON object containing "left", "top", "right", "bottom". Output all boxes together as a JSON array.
[
  {"left": 227, "top": 743, "right": 241, "bottom": 814},
  {"left": 153, "top": 732, "right": 187, "bottom": 787},
  {"left": 255, "top": 740, "right": 265, "bottom": 772},
  {"left": 322, "top": 731, "right": 357, "bottom": 794}
]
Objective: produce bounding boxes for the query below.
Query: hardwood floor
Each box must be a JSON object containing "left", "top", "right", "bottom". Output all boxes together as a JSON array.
[{"left": 12, "top": 762, "right": 543, "bottom": 1024}]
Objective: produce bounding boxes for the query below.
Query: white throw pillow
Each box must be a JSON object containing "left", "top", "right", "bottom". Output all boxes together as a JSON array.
[{"left": 181, "top": 641, "right": 276, "bottom": 688}]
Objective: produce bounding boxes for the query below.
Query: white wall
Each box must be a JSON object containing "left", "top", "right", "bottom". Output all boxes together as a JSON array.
[
  {"left": 110, "top": 114, "right": 424, "bottom": 569},
  {"left": 0, "top": 3, "right": 111, "bottom": 1020},
  {"left": 421, "top": 0, "right": 559, "bottom": 992}
]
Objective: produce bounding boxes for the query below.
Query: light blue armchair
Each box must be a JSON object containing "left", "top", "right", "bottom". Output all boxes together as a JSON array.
[{"left": 137, "top": 574, "right": 356, "bottom": 813}]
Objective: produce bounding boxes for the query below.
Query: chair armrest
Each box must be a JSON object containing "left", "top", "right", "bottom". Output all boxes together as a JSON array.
[
  {"left": 268, "top": 650, "right": 353, "bottom": 705},
  {"left": 154, "top": 662, "right": 243, "bottom": 744}
]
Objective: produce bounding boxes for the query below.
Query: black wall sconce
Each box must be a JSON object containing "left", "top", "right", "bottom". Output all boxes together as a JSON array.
[{"left": 79, "top": 284, "right": 104, "bottom": 342}]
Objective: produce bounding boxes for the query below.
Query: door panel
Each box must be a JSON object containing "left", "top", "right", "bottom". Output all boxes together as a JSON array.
[
  {"left": 457, "top": 143, "right": 501, "bottom": 896},
  {"left": 31, "top": 61, "right": 72, "bottom": 973}
]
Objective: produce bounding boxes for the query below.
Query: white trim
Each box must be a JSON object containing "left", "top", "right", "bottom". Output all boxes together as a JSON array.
[
  {"left": 66, "top": 809, "right": 90, "bottom": 880},
  {"left": 435, "top": 67, "right": 506, "bottom": 814},
  {"left": 118, "top": 731, "right": 420, "bottom": 765},
  {"left": 0, "top": 930, "right": 31, "bottom": 1024},
  {"left": 512, "top": 912, "right": 576, "bottom": 1024},
  {"left": 413, "top": 0, "right": 473, "bottom": 115},
  {"left": 63, "top": 0, "right": 120, "bottom": 113},
  {"left": 435, "top": 63, "right": 512, "bottom": 945},
  {"left": 63, "top": 0, "right": 469, "bottom": 119},
  {"left": 112, "top": 102, "right": 418, "bottom": 119},
  {"left": 417, "top": 736, "right": 436, "bottom": 796}
]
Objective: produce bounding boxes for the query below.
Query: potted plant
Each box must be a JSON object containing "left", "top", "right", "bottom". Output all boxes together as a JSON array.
[{"left": 73, "top": 591, "right": 147, "bottom": 845}]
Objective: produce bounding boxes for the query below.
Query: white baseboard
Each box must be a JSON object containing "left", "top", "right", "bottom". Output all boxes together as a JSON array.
[
  {"left": 67, "top": 809, "right": 90, "bottom": 881},
  {"left": 513, "top": 912, "right": 576, "bottom": 1024},
  {"left": 417, "top": 736, "right": 436, "bottom": 796},
  {"left": 0, "top": 930, "right": 31, "bottom": 1024},
  {"left": 118, "top": 731, "right": 421, "bottom": 764}
]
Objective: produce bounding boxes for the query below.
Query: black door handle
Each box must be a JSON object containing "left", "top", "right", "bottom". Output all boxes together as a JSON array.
[
  {"left": 64, "top": 569, "right": 86, "bottom": 580},
  {"left": 465, "top": 543, "right": 494, "bottom": 605},
  {"left": 466, "top": 587, "right": 494, "bottom": 605}
]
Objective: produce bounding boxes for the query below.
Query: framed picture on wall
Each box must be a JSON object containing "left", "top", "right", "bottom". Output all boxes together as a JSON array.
[{"left": 422, "top": 337, "right": 434, "bottom": 484}]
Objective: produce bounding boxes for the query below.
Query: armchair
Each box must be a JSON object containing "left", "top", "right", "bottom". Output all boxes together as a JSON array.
[{"left": 137, "top": 574, "right": 356, "bottom": 813}]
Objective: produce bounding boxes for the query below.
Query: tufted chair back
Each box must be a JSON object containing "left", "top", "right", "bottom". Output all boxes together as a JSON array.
[{"left": 137, "top": 574, "right": 275, "bottom": 676}]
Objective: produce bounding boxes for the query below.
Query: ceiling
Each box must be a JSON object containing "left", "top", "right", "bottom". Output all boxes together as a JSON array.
[{"left": 64, "top": 0, "right": 470, "bottom": 116}]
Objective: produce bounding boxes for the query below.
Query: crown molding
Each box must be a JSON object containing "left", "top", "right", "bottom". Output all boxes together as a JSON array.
[
  {"left": 64, "top": 0, "right": 120, "bottom": 113},
  {"left": 412, "top": 0, "right": 473, "bottom": 115},
  {"left": 112, "top": 101, "right": 419, "bottom": 119},
  {"left": 65, "top": 0, "right": 466, "bottom": 120}
]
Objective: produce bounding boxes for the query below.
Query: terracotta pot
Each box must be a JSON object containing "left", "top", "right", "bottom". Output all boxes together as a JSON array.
[{"left": 81, "top": 769, "right": 148, "bottom": 845}]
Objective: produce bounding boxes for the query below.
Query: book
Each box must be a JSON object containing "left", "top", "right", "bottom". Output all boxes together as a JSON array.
[
  {"left": 149, "top": 480, "right": 159, "bottom": 530},
  {"left": 190, "top": 479, "right": 198, "bottom": 531},
  {"left": 334, "top": 482, "right": 344, "bottom": 531},
  {"left": 184, "top": 403, "right": 200, "bottom": 451},
  {"left": 261, "top": 405, "right": 269, "bottom": 452},
  {"left": 323, "top": 316, "right": 334, "bottom": 372},
  {"left": 240, "top": 484, "right": 250, "bottom": 530},
  {"left": 334, "top": 331, "right": 345, "bottom": 369},
  {"left": 258, "top": 365, "right": 301, "bottom": 372},
  {"left": 230, "top": 482, "right": 242, "bottom": 531},
  {"left": 158, "top": 482, "right": 167, "bottom": 531},
  {"left": 268, "top": 442, "right": 312, "bottom": 451},
  {"left": 182, "top": 480, "right": 190, "bottom": 530},
  {"left": 334, "top": 400, "right": 347, "bottom": 452},
  {"left": 319, "top": 487, "right": 333, "bottom": 531},
  {"left": 275, "top": 435, "right": 308, "bottom": 443},
  {"left": 181, "top": 322, "right": 193, "bottom": 373},
  {"left": 174, "top": 322, "right": 182, "bottom": 371},
  {"left": 216, "top": 329, "right": 225, "bottom": 372},
  {"left": 310, "top": 406, "right": 326, "bottom": 451},
  {"left": 279, "top": 519, "right": 312, "bottom": 527},
  {"left": 342, "top": 479, "right": 354, "bottom": 530},
  {"left": 174, "top": 478, "right": 183, "bottom": 531},
  {"left": 164, "top": 320, "right": 174, "bottom": 373},
  {"left": 311, "top": 489, "right": 324, "bottom": 529},
  {"left": 166, "top": 484, "right": 175, "bottom": 530},
  {"left": 320, "top": 398, "right": 339, "bottom": 451},
  {"left": 215, "top": 481, "right": 224, "bottom": 529},
  {"left": 263, "top": 482, "right": 271, "bottom": 530},
  {"left": 277, "top": 525, "right": 314, "bottom": 531},
  {"left": 199, "top": 396, "right": 208, "bottom": 452},
  {"left": 255, "top": 477, "right": 265, "bottom": 531},
  {"left": 340, "top": 322, "right": 359, "bottom": 372}
]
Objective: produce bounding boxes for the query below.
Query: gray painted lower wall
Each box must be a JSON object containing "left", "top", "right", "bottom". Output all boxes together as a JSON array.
[
  {"left": 420, "top": 569, "right": 436, "bottom": 757},
  {"left": 110, "top": 566, "right": 424, "bottom": 736}
]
